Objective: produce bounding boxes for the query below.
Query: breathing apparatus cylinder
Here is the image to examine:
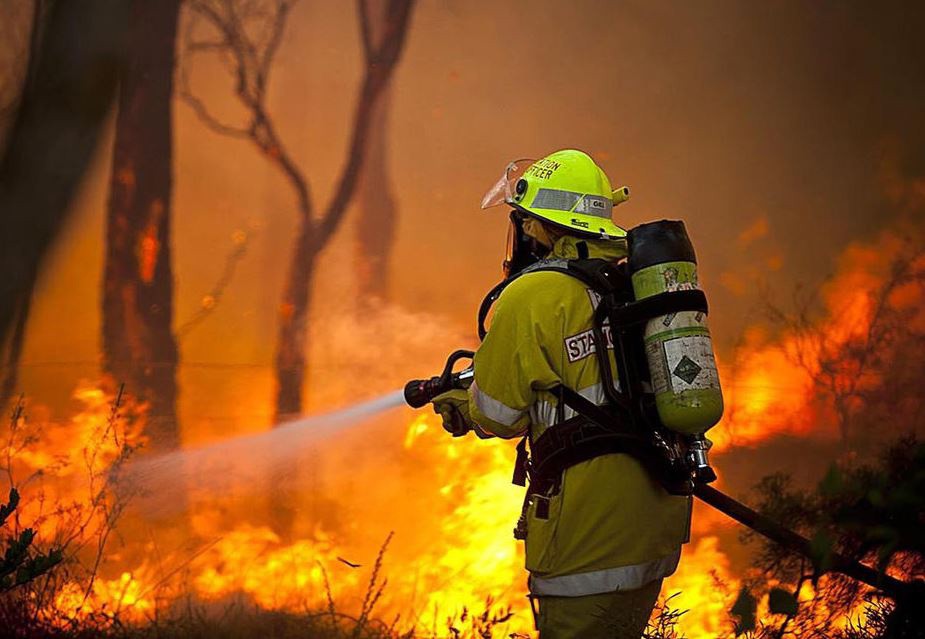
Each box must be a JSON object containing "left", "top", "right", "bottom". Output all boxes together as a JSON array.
[{"left": 627, "top": 221, "right": 723, "bottom": 435}]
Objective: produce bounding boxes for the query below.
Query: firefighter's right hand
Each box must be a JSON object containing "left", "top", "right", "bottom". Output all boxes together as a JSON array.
[{"left": 432, "top": 389, "right": 472, "bottom": 437}]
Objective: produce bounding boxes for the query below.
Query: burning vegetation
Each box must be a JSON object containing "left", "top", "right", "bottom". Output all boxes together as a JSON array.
[
  {"left": 2, "top": 223, "right": 923, "bottom": 637},
  {"left": 1, "top": 1, "right": 924, "bottom": 638}
]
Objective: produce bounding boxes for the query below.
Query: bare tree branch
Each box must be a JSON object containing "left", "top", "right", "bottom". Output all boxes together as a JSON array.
[
  {"left": 762, "top": 240, "right": 925, "bottom": 445},
  {"left": 180, "top": 0, "right": 415, "bottom": 432},
  {"left": 181, "top": 0, "right": 313, "bottom": 224},
  {"left": 357, "top": 0, "right": 374, "bottom": 61},
  {"left": 176, "top": 230, "right": 250, "bottom": 338},
  {"left": 178, "top": 12, "right": 252, "bottom": 139},
  {"left": 316, "top": 0, "right": 415, "bottom": 247}
]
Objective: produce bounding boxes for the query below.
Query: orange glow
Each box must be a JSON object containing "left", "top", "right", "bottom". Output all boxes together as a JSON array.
[
  {"left": 10, "top": 228, "right": 921, "bottom": 636},
  {"left": 713, "top": 230, "right": 922, "bottom": 451},
  {"left": 6, "top": 2, "right": 921, "bottom": 633},
  {"left": 8, "top": 391, "right": 892, "bottom": 637},
  {"left": 663, "top": 536, "right": 739, "bottom": 636}
]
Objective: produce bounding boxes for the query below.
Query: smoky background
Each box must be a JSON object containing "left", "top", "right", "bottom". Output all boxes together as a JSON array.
[
  {"left": 10, "top": 1, "right": 924, "bottom": 410},
  {"left": 0, "top": 1, "right": 923, "bottom": 634}
]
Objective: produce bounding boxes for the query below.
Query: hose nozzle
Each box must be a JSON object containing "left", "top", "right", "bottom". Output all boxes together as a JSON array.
[
  {"left": 403, "top": 350, "right": 475, "bottom": 408},
  {"left": 403, "top": 376, "right": 444, "bottom": 409}
]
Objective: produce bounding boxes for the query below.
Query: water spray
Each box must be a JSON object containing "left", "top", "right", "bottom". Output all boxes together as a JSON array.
[
  {"left": 125, "top": 390, "right": 406, "bottom": 517},
  {"left": 124, "top": 358, "right": 470, "bottom": 518}
]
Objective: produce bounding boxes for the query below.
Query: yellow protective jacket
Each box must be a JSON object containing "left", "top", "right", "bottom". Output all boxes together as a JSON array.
[{"left": 468, "top": 235, "right": 691, "bottom": 596}]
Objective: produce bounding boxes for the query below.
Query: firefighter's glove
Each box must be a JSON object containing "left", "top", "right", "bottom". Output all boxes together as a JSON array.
[{"left": 432, "top": 389, "right": 472, "bottom": 437}]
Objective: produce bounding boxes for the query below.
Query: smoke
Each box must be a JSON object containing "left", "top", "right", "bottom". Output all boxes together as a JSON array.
[
  {"left": 6, "top": 2, "right": 924, "bottom": 633},
  {"left": 124, "top": 390, "right": 405, "bottom": 518},
  {"left": 15, "top": 0, "right": 925, "bottom": 417}
]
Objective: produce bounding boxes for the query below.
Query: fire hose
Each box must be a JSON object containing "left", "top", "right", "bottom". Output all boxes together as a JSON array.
[
  {"left": 403, "top": 355, "right": 914, "bottom": 601},
  {"left": 692, "top": 484, "right": 911, "bottom": 600}
]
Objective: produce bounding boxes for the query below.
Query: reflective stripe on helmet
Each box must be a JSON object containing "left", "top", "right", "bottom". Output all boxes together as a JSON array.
[
  {"left": 530, "top": 188, "right": 614, "bottom": 219},
  {"left": 471, "top": 380, "right": 524, "bottom": 427},
  {"left": 573, "top": 194, "right": 613, "bottom": 218},
  {"left": 531, "top": 188, "right": 583, "bottom": 212},
  {"left": 528, "top": 549, "right": 681, "bottom": 596}
]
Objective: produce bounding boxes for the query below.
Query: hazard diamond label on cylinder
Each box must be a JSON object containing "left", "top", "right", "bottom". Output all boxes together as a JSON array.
[
  {"left": 662, "top": 335, "right": 719, "bottom": 392},
  {"left": 672, "top": 356, "right": 702, "bottom": 384}
]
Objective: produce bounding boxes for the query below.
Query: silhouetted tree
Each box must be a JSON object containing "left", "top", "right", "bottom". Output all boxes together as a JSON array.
[
  {"left": 180, "top": 0, "right": 415, "bottom": 422},
  {"left": 726, "top": 244, "right": 925, "bottom": 637},
  {"left": 733, "top": 437, "right": 924, "bottom": 638},
  {"left": 0, "top": 1, "right": 41, "bottom": 133},
  {"left": 102, "top": 0, "right": 182, "bottom": 454},
  {"left": 0, "top": 1, "right": 46, "bottom": 410},
  {"left": 0, "top": 0, "right": 128, "bottom": 410},
  {"left": 763, "top": 243, "right": 925, "bottom": 447},
  {"left": 354, "top": 2, "right": 400, "bottom": 304}
]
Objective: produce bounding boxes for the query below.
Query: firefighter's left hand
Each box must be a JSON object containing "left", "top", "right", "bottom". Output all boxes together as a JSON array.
[{"left": 432, "top": 389, "right": 472, "bottom": 437}]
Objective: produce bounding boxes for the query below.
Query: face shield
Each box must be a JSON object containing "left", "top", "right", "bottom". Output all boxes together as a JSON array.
[
  {"left": 483, "top": 159, "right": 547, "bottom": 278},
  {"left": 480, "top": 158, "right": 535, "bottom": 209}
]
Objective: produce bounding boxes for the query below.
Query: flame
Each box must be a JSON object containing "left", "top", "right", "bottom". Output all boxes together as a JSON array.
[
  {"left": 192, "top": 525, "right": 360, "bottom": 609},
  {"left": 714, "top": 229, "right": 923, "bottom": 450},
  {"left": 396, "top": 414, "right": 528, "bottom": 633},
  {"left": 0, "top": 397, "right": 886, "bottom": 639},
  {"left": 7, "top": 385, "right": 146, "bottom": 542},
  {"left": 9, "top": 228, "right": 922, "bottom": 636},
  {"left": 53, "top": 572, "right": 157, "bottom": 622},
  {"left": 11, "top": 392, "right": 883, "bottom": 638},
  {"left": 663, "top": 536, "right": 739, "bottom": 636}
]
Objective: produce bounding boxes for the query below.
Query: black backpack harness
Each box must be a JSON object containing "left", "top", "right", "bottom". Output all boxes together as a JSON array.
[
  {"left": 468, "top": 241, "right": 917, "bottom": 601},
  {"left": 476, "top": 245, "right": 713, "bottom": 539}
]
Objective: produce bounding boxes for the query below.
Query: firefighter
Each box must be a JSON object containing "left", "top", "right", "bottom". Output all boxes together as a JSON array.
[{"left": 432, "top": 150, "right": 691, "bottom": 638}]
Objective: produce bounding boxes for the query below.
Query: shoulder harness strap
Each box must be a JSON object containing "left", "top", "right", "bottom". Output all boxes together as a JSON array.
[{"left": 482, "top": 249, "right": 707, "bottom": 502}]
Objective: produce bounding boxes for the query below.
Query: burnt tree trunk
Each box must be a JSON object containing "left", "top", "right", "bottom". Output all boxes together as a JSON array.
[
  {"left": 355, "top": 83, "right": 397, "bottom": 302},
  {"left": 0, "top": 1, "right": 42, "bottom": 408},
  {"left": 355, "top": 1, "right": 401, "bottom": 304},
  {"left": 102, "top": 0, "right": 181, "bottom": 454},
  {"left": 271, "top": 0, "right": 415, "bottom": 423},
  {"left": 274, "top": 223, "right": 316, "bottom": 421},
  {"left": 0, "top": 0, "right": 127, "bottom": 409}
]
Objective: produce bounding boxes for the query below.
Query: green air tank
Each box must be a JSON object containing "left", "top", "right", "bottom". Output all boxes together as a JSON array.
[{"left": 627, "top": 220, "right": 724, "bottom": 434}]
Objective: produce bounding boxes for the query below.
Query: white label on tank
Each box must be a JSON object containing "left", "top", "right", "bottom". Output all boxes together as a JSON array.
[
  {"left": 647, "top": 340, "right": 671, "bottom": 394},
  {"left": 662, "top": 336, "right": 720, "bottom": 393},
  {"left": 645, "top": 310, "right": 707, "bottom": 339}
]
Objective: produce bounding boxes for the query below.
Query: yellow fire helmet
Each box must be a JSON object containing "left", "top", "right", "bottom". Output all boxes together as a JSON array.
[{"left": 481, "top": 149, "right": 629, "bottom": 240}]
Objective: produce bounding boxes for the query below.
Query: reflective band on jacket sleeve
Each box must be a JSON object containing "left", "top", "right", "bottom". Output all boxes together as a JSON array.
[
  {"left": 530, "top": 382, "right": 608, "bottom": 428},
  {"left": 471, "top": 380, "right": 524, "bottom": 427},
  {"left": 528, "top": 549, "right": 681, "bottom": 596}
]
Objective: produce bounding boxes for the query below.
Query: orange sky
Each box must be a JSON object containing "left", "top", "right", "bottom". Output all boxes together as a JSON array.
[
  {"left": 13, "top": 0, "right": 925, "bottom": 422},
  {"left": 3, "top": 4, "right": 924, "bottom": 634}
]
